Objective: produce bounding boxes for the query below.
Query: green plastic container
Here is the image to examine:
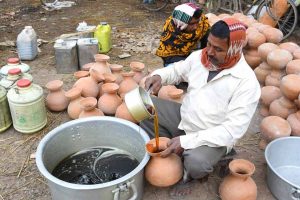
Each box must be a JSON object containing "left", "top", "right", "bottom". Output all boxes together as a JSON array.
[
  {"left": 94, "top": 22, "right": 112, "bottom": 53},
  {"left": 0, "top": 86, "right": 12, "bottom": 133},
  {"left": 7, "top": 79, "right": 47, "bottom": 134}
]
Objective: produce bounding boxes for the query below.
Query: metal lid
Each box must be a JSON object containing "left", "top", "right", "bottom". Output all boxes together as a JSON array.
[
  {"left": 17, "top": 79, "right": 31, "bottom": 88},
  {"left": 7, "top": 58, "right": 20, "bottom": 64},
  {"left": 0, "top": 86, "right": 6, "bottom": 98},
  {"left": 8, "top": 68, "right": 21, "bottom": 75}
]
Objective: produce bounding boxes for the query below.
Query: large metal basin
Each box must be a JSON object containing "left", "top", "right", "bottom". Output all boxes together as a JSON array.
[
  {"left": 265, "top": 137, "right": 300, "bottom": 200},
  {"left": 36, "top": 116, "right": 150, "bottom": 200}
]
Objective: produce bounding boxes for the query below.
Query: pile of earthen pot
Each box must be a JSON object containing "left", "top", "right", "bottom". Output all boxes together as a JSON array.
[
  {"left": 206, "top": 12, "right": 300, "bottom": 149},
  {"left": 45, "top": 54, "right": 185, "bottom": 124}
]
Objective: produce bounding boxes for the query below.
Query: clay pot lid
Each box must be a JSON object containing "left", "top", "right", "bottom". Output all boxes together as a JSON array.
[
  {"left": 74, "top": 71, "right": 89, "bottom": 79},
  {"left": 145, "top": 137, "right": 170, "bottom": 157},
  {"left": 80, "top": 97, "right": 97, "bottom": 110},
  {"left": 65, "top": 87, "right": 82, "bottom": 99},
  {"left": 130, "top": 61, "right": 145, "bottom": 71},
  {"left": 229, "top": 159, "right": 255, "bottom": 177},
  {"left": 121, "top": 71, "right": 135, "bottom": 77},
  {"left": 94, "top": 54, "right": 110, "bottom": 62},
  {"left": 168, "top": 89, "right": 183, "bottom": 99},
  {"left": 17, "top": 79, "right": 31, "bottom": 88},
  {"left": 103, "top": 73, "right": 116, "bottom": 83},
  {"left": 8, "top": 68, "right": 21, "bottom": 75},
  {"left": 7, "top": 58, "right": 20, "bottom": 64},
  {"left": 109, "top": 64, "right": 123, "bottom": 71},
  {"left": 82, "top": 63, "right": 95, "bottom": 71},
  {"left": 46, "top": 80, "right": 63, "bottom": 91},
  {"left": 102, "top": 83, "right": 119, "bottom": 93}
]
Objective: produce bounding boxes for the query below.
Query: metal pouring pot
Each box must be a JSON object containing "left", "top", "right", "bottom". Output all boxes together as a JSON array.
[
  {"left": 36, "top": 116, "right": 150, "bottom": 200},
  {"left": 124, "top": 87, "right": 154, "bottom": 122}
]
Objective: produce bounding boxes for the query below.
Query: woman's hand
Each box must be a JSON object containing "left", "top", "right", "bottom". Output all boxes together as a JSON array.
[{"left": 160, "top": 136, "right": 184, "bottom": 158}]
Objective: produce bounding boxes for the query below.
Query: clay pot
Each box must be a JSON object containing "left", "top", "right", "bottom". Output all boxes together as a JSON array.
[
  {"left": 65, "top": 87, "right": 84, "bottom": 119},
  {"left": 287, "top": 111, "right": 300, "bottom": 136},
  {"left": 260, "top": 86, "right": 282, "bottom": 106},
  {"left": 265, "top": 70, "right": 285, "bottom": 87},
  {"left": 168, "top": 88, "right": 184, "bottom": 103},
  {"left": 110, "top": 64, "right": 124, "bottom": 84},
  {"left": 45, "top": 80, "right": 69, "bottom": 112},
  {"left": 219, "top": 159, "right": 257, "bottom": 200},
  {"left": 145, "top": 137, "right": 183, "bottom": 187},
  {"left": 74, "top": 71, "right": 89, "bottom": 79},
  {"left": 279, "top": 42, "right": 300, "bottom": 54},
  {"left": 90, "top": 54, "right": 111, "bottom": 75},
  {"left": 243, "top": 48, "right": 262, "bottom": 69},
  {"left": 118, "top": 72, "right": 138, "bottom": 98},
  {"left": 98, "top": 83, "right": 122, "bottom": 115},
  {"left": 73, "top": 69, "right": 104, "bottom": 98},
  {"left": 139, "top": 75, "right": 151, "bottom": 89},
  {"left": 293, "top": 49, "right": 300, "bottom": 59},
  {"left": 115, "top": 101, "right": 137, "bottom": 123},
  {"left": 130, "top": 61, "right": 145, "bottom": 84},
  {"left": 247, "top": 31, "right": 266, "bottom": 49},
  {"left": 286, "top": 59, "right": 300, "bottom": 74},
  {"left": 269, "top": 96, "right": 297, "bottom": 119},
  {"left": 254, "top": 62, "right": 272, "bottom": 84},
  {"left": 79, "top": 97, "right": 104, "bottom": 118},
  {"left": 267, "top": 49, "right": 293, "bottom": 70},
  {"left": 259, "top": 104, "right": 269, "bottom": 117},
  {"left": 98, "top": 73, "right": 117, "bottom": 98},
  {"left": 82, "top": 62, "right": 95, "bottom": 71},
  {"left": 257, "top": 43, "right": 279, "bottom": 62},
  {"left": 260, "top": 116, "right": 291, "bottom": 148},
  {"left": 261, "top": 27, "right": 283, "bottom": 44},
  {"left": 280, "top": 74, "right": 300, "bottom": 100},
  {"left": 158, "top": 85, "right": 177, "bottom": 100}
]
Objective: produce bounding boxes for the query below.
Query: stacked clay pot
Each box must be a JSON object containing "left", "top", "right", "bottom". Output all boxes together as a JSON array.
[
  {"left": 90, "top": 54, "right": 111, "bottom": 75},
  {"left": 130, "top": 61, "right": 146, "bottom": 84},
  {"left": 219, "top": 159, "right": 257, "bottom": 200},
  {"left": 79, "top": 97, "right": 104, "bottom": 118},
  {"left": 45, "top": 80, "right": 69, "bottom": 112},
  {"left": 110, "top": 64, "right": 123, "bottom": 84},
  {"left": 115, "top": 101, "right": 137, "bottom": 123},
  {"left": 118, "top": 72, "right": 138, "bottom": 98},
  {"left": 98, "top": 83, "right": 122, "bottom": 115},
  {"left": 65, "top": 87, "right": 84, "bottom": 119},
  {"left": 145, "top": 137, "right": 183, "bottom": 187},
  {"left": 74, "top": 71, "right": 89, "bottom": 79}
]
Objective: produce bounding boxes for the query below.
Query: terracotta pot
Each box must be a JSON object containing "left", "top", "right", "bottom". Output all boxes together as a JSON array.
[
  {"left": 260, "top": 86, "right": 282, "bottom": 106},
  {"left": 45, "top": 80, "right": 69, "bottom": 112},
  {"left": 280, "top": 74, "right": 300, "bottom": 100},
  {"left": 118, "top": 72, "right": 138, "bottom": 98},
  {"left": 279, "top": 42, "right": 300, "bottom": 54},
  {"left": 269, "top": 96, "right": 297, "bottom": 119},
  {"left": 90, "top": 54, "right": 111, "bottom": 75},
  {"left": 286, "top": 59, "right": 300, "bottom": 74},
  {"left": 98, "top": 83, "right": 122, "bottom": 115},
  {"left": 115, "top": 101, "right": 138, "bottom": 123},
  {"left": 267, "top": 49, "right": 293, "bottom": 70},
  {"left": 110, "top": 64, "right": 124, "bottom": 84},
  {"left": 65, "top": 87, "right": 84, "bottom": 119},
  {"left": 259, "top": 104, "right": 269, "bottom": 117},
  {"left": 73, "top": 69, "right": 104, "bottom": 98},
  {"left": 139, "top": 75, "right": 151, "bottom": 89},
  {"left": 158, "top": 85, "right": 177, "bottom": 100},
  {"left": 254, "top": 63, "right": 272, "bottom": 84},
  {"left": 247, "top": 31, "right": 266, "bottom": 49},
  {"left": 219, "top": 159, "right": 257, "bottom": 200},
  {"left": 98, "top": 73, "right": 117, "bottom": 98},
  {"left": 79, "top": 97, "right": 104, "bottom": 118},
  {"left": 145, "top": 137, "right": 183, "bottom": 187},
  {"left": 260, "top": 116, "right": 291, "bottom": 147},
  {"left": 261, "top": 27, "right": 283, "bottom": 44},
  {"left": 74, "top": 71, "right": 89, "bottom": 79},
  {"left": 257, "top": 43, "right": 279, "bottom": 61},
  {"left": 293, "top": 49, "right": 300, "bottom": 59},
  {"left": 168, "top": 88, "right": 184, "bottom": 103},
  {"left": 82, "top": 62, "right": 95, "bottom": 71},
  {"left": 130, "top": 61, "right": 145, "bottom": 84},
  {"left": 243, "top": 49, "right": 262, "bottom": 69},
  {"left": 287, "top": 111, "right": 300, "bottom": 136},
  {"left": 265, "top": 70, "right": 285, "bottom": 87}
]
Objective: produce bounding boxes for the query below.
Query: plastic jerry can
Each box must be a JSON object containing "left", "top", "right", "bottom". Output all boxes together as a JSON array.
[
  {"left": 54, "top": 39, "right": 78, "bottom": 74},
  {"left": 94, "top": 22, "right": 112, "bottom": 53},
  {"left": 17, "top": 26, "right": 38, "bottom": 60},
  {"left": 0, "top": 86, "right": 12, "bottom": 133},
  {"left": 0, "top": 57, "right": 30, "bottom": 77},
  {"left": 77, "top": 38, "right": 99, "bottom": 70},
  {"left": 7, "top": 79, "right": 47, "bottom": 134}
]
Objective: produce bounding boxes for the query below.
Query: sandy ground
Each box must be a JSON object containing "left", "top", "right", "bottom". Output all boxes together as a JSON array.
[{"left": 0, "top": 0, "right": 299, "bottom": 199}]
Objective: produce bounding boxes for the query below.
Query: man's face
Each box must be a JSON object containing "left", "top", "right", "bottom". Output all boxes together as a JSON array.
[
  {"left": 206, "top": 34, "right": 229, "bottom": 66},
  {"left": 185, "top": 17, "right": 200, "bottom": 32}
]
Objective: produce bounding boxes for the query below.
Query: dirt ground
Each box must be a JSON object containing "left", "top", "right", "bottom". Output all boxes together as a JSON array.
[{"left": 0, "top": 0, "right": 299, "bottom": 199}]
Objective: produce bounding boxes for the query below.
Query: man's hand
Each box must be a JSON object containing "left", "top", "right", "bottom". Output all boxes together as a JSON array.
[
  {"left": 145, "top": 75, "right": 162, "bottom": 95},
  {"left": 160, "top": 136, "right": 184, "bottom": 158}
]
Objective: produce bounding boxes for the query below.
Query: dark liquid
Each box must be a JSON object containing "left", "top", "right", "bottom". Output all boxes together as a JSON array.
[
  {"left": 145, "top": 103, "right": 159, "bottom": 153},
  {"left": 52, "top": 147, "right": 139, "bottom": 185}
]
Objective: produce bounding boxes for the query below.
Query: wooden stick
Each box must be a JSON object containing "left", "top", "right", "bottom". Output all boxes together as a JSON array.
[{"left": 17, "top": 155, "right": 29, "bottom": 178}]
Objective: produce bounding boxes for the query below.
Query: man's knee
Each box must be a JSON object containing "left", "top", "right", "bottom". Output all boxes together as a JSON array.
[{"left": 184, "top": 155, "right": 213, "bottom": 179}]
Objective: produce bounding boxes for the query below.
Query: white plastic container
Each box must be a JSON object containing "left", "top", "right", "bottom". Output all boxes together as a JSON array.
[
  {"left": 17, "top": 26, "right": 38, "bottom": 60},
  {"left": 77, "top": 38, "right": 99, "bottom": 69},
  {"left": 7, "top": 79, "right": 47, "bottom": 134},
  {"left": 54, "top": 39, "right": 78, "bottom": 73},
  {"left": 0, "top": 58, "right": 30, "bottom": 77},
  {"left": 0, "top": 68, "right": 33, "bottom": 89}
]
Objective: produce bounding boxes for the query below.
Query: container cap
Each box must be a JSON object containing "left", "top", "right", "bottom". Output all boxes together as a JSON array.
[
  {"left": 8, "top": 68, "right": 21, "bottom": 75},
  {"left": 100, "top": 22, "right": 108, "bottom": 25},
  {"left": 17, "top": 79, "right": 31, "bottom": 88},
  {"left": 55, "top": 39, "right": 64, "bottom": 44},
  {"left": 25, "top": 26, "right": 33, "bottom": 29},
  {"left": 7, "top": 58, "right": 20, "bottom": 64}
]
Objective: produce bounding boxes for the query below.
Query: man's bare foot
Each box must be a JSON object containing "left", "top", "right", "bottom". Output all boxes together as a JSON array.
[{"left": 169, "top": 181, "right": 193, "bottom": 199}]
